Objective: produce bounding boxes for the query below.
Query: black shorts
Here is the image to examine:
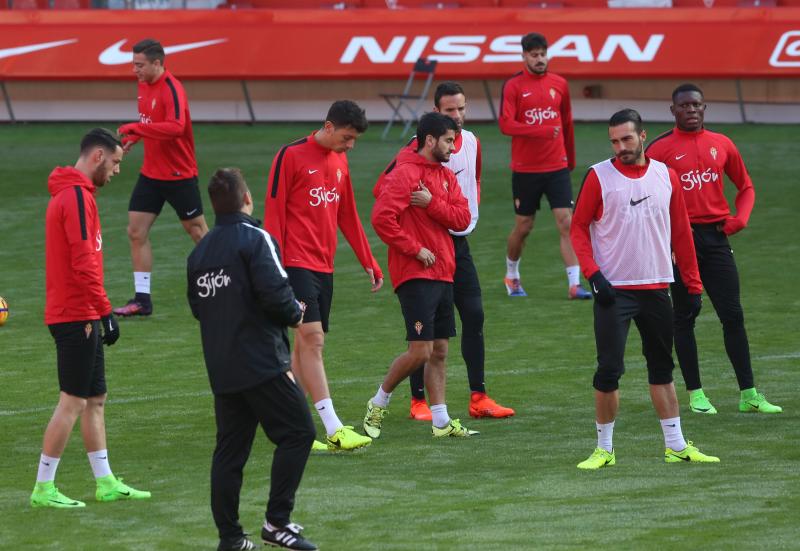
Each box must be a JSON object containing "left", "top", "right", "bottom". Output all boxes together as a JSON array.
[
  {"left": 396, "top": 279, "right": 456, "bottom": 341},
  {"left": 592, "top": 289, "right": 675, "bottom": 392},
  {"left": 48, "top": 320, "right": 106, "bottom": 398},
  {"left": 286, "top": 268, "right": 333, "bottom": 333},
  {"left": 512, "top": 168, "right": 573, "bottom": 215},
  {"left": 129, "top": 173, "right": 204, "bottom": 220}
]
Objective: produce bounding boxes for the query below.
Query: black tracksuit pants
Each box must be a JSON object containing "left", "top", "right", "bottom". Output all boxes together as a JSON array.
[
  {"left": 671, "top": 223, "right": 754, "bottom": 391},
  {"left": 211, "top": 372, "right": 315, "bottom": 543}
]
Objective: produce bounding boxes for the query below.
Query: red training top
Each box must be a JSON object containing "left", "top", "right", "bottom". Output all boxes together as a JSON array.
[
  {"left": 570, "top": 157, "right": 702, "bottom": 294},
  {"left": 371, "top": 148, "right": 471, "bottom": 290},
  {"left": 45, "top": 167, "right": 112, "bottom": 324},
  {"left": 119, "top": 70, "right": 198, "bottom": 181},
  {"left": 498, "top": 69, "right": 575, "bottom": 173},
  {"left": 264, "top": 133, "right": 382, "bottom": 278},
  {"left": 646, "top": 126, "right": 755, "bottom": 235}
]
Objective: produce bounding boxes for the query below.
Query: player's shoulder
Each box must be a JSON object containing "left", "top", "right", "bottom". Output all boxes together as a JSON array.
[
  {"left": 702, "top": 127, "right": 737, "bottom": 148},
  {"left": 503, "top": 71, "right": 525, "bottom": 87},
  {"left": 277, "top": 136, "right": 310, "bottom": 156},
  {"left": 645, "top": 129, "right": 676, "bottom": 153},
  {"left": 546, "top": 72, "right": 569, "bottom": 88}
]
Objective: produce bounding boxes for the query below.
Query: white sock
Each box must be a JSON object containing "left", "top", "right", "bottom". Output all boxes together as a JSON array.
[
  {"left": 505, "top": 257, "right": 520, "bottom": 279},
  {"left": 36, "top": 454, "right": 60, "bottom": 483},
  {"left": 314, "top": 398, "right": 344, "bottom": 436},
  {"left": 566, "top": 265, "right": 580, "bottom": 287},
  {"left": 660, "top": 417, "right": 687, "bottom": 451},
  {"left": 430, "top": 403, "right": 450, "bottom": 428},
  {"left": 87, "top": 449, "right": 112, "bottom": 479},
  {"left": 371, "top": 386, "right": 392, "bottom": 408},
  {"left": 596, "top": 421, "right": 615, "bottom": 453},
  {"left": 134, "top": 272, "right": 151, "bottom": 294}
]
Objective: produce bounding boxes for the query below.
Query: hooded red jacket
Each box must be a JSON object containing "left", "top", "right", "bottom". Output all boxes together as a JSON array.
[
  {"left": 371, "top": 148, "right": 470, "bottom": 290},
  {"left": 45, "top": 167, "right": 112, "bottom": 324}
]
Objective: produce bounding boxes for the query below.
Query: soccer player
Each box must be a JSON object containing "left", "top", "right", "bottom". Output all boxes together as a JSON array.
[
  {"left": 188, "top": 169, "right": 317, "bottom": 551},
  {"left": 264, "top": 100, "right": 381, "bottom": 452},
  {"left": 375, "top": 82, "right": 514, "bottom": 421},
  {"left": 365, "top": 112, "right": 478, "bottom": 439},
  {"left": 33, "top": 128, "right": 150, "bottom": 508},
  {"left": 570, "top": 109, "right": 719, "bottom": 469},
  {"left": 499, "top": 32, "right": 590, "bottom": 300},
  {"left": 114, "top": 38, "right": 208, "bottom": 317},
  {"left": 646, "top": 83, "right": 782, "bottom": 415}
]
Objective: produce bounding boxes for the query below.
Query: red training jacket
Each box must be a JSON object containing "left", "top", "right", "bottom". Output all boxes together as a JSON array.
[
  {"left": 45, "top": 167, "right": 112, "bottom": 324},
  {"left": 264, "top": 133, "right": 382, "bottom": 278},
  {"left": 119, "top": 70, "right": 198, "bottom": 181},
  {"left": 371, "top": 148, "right": 471, "bottom": 290},
  {"left": 646, "top": 126, "right": 754, "bottom": 235},
  {"left": 570, "top": 158, "right": 702, "bottom": 295},
  {"left": 498, "top": 69, "right": 576, "bottom": 173}
]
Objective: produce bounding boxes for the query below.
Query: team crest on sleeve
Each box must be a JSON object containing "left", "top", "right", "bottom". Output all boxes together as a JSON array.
[
  {"left": 84, "top": 323, "right": 92, "bottom": 339},
  {"left": 414, "top": 321, "right": 423, "bottom": 335},
  {"left": 710, "top": 147, "right": 717, "bottom": 160},
  {"left": 550, "top": 88, "right": 556, "bottom": 99},
  {"left": 337, "top": 168, "right": 342, "bottom": 183}
]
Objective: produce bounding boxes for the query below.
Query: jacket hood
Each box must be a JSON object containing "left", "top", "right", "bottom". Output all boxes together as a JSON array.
[{"left": 48, "top": 166, "right": 95, "bottom": 197}]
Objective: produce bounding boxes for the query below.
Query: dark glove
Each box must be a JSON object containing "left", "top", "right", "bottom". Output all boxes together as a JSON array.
[
  {"left": 589, "top": 271, "right": 615, "bottom": 307},
  {"left": 687, "top": 293, "right": 702, "bottom": 320},
  {"left": 101, "top": 314, "right": 120, "bottom": 346}
]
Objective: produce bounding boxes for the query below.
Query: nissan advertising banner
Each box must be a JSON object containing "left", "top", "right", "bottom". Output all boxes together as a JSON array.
[{"left": 1, "top": 8, "right": 799, "bottom": 80}]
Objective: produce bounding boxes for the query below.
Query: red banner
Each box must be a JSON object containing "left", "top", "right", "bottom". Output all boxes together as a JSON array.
[{"left": 1, "top": 8, "right": 799, "bottom": 80}]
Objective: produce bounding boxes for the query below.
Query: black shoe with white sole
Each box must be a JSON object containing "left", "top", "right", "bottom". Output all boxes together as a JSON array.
[{"left": 262, "top": 522, "right": 318, "bottom": 550}]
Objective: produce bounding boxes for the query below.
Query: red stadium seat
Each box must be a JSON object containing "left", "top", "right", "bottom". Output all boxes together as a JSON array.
[{"left": 9, "top": 0, "right": 49, "bottom": 8}]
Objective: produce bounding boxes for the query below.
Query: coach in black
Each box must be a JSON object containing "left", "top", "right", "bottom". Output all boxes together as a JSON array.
[{"left": 187, "top": 168, "right": 318, "bottom": 551}]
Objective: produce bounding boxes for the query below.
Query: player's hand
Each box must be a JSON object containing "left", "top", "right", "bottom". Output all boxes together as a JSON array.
[
  {"left": 291, "top": 300, "right": 305, "bottom": 328},
  {"left": 687, "top": 293, "right": 702, "bottom": 320},
  {"left": 416, "top": 247, "right": 436, "bottom": 268},
  {"left": 121, "top": 134, "right": 140, "bottom": 154},
  {"left": 720, "top": 217, "right": 745, "bottom": 236},
  {"left": 589, "top": 271, "right": 615, "bottom": 307},
  {"left": 117, "top": 123, "right": 138, "bottom": 137},
  {"left": 411, "top": 181, "right": 432, "bottom": 208},
  {"left": 100, "top": 314, "right": 120, "bottom": 346},
  {"left": 366, "top": 268, "right": 384, "bottom": 293}
]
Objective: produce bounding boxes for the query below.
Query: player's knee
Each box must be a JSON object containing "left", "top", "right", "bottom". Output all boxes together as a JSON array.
[
  {"left": 719, "top": 308, "right": 744, "bottom": 329},
  {"left": 555, "top": 212, "right": 572, "bottom": 233},
  {"left": 408, "top": 342, "right": 432, "bottom": 365},
  {"left": 673, "top": 309, "right": 697, "bottom": 331},
  {"left": 459, "top": 301, "right": 484, "bottom": 334},
  {"left": 58, "top": 393, "right": 88, "bottom": 417},
  {"left": 127, "top": 223, "right": 148, "bottom": 244},
  {"left": 515, "top": 218, "right": 534, "bottom": 236},
  {"left": 593, "top": 367, "right": 622, "bottom": 392}
]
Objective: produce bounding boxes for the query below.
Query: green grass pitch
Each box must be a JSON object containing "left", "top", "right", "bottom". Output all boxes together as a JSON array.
[{"left": 0, "top": 121, "right": 798, "bottom": 549}]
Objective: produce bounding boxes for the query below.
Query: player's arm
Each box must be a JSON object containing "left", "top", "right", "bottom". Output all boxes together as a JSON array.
[
  {"left": 425, "top": 171, "right": 471, "bottom": 232},
  {"left": 63, "top": 192, "right": 112, "bottom": 317},
  {"left": 475, "top": 137, "right": 482, "bottom": 204},
  {"left": 371, "top": 175, "right": 423, "bottom": 257},
  {"left": 118, "top": 82, "right": 187, "bottom": 140},
  {"left": 247, "top": 231, "right": 303, "bottom": 327},
  {"left": 263, "top": 146, "right": 293, "bottom": 253},
  {"left": 337, "top": 176, "right": 384, "bottom": 290},
  {"left": 721, "top": 138, "right": 755, "bottom": 236},
  {"left": 561, "top": 84, "right": 576, "bottom": 171},
  {"left": 668, "top": 169, "right": 703, "bottom": 294},
  {"left": 498, "top": 79, "right": 559, "bottom": 139},
  {"left": 569, "top": 169, "right": 602, "bottom": 280},
  {"left": 186, "top": 258, "right": 200, "bottom": 321}
]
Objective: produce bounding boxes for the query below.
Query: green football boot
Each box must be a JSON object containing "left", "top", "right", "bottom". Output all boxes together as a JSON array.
[
  {"left": 363, "top": 400, "right": 388, "bottom": 439},
  {"left": 577, "top": 448, "right": 615, "bottom": 470},
  {"left": 739, "top": 388, "right": 782, "bottom": 414},
  {"left": 30, "top": 481, "right": 85, "bottom": 509},
  {"left": 664, "top": 441, "right": 720, "bottom": 463},
  {"left": 689, "top": 388, "right": 718, "bottom": 414},
  {"left": 95, "top": 475, "right": 151, "bottom": 502},
  {"left": 431, "top": 418, "right": 479, "bottom": 438}
]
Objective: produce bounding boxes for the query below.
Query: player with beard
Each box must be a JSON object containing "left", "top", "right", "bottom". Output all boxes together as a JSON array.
[
  {"left": 365, "top": 112, "right": 477, "bottom": 439},
  {"left": 570, "top": 109, "right": 719, "bottom": 469},
  {"left": 646, "top": 84, "right": 781, "bottom": 415},
  {"left": 374, "top": 82, "right": 514, "bottom": 421},
  {"left": 499, "top": 32, "right": 590, "bottom": 300},
  {"left": 32, "top": 128, "right": 150, "bottom": 508}
]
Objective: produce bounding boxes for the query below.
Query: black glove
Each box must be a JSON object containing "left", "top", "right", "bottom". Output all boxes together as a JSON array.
[
  {"left": 101, "top": 314, "right": 120, "bottom": 346},
  {"left": 687, "top": 293, "right": 702, "bottom": 320},
  {"left": 589, "top": 271, "right": 615, "bottom": 306}
]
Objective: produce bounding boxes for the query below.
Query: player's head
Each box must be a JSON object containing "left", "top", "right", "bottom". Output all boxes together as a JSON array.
[
  {"left": 521, "top": 32, "right": 548, "bottom": 75},
  {"left": 132, "top": 39, "right": 166, "bottom": 84},
  {"left": 319, "top": 100, "right": 368, "bottom": 153},
  {"left": 670, "top": 83, "right": 706, "bottom": 132},
  {"left": 433, "top": 81, "right": 466, "bottom": 132},
  {"left": 608, "top": 109, "right": 646, "bottom": 166},
  {"left": 79, "top": 128, "right": 123, "bottom": 187},
  {"left": 207, "top": 168, "right": 253, "bottom": 216},
  {"left": 416, "top": 112, "right": 458, "bottom": 163}
]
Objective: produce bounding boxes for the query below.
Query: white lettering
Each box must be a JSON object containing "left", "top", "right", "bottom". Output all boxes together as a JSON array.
[
  {"left": 548, "top": 35, "right": 594, "bottom": 62},
  {"left": 95, "top": 231, "right": 102, "bottom": 252},
  {"left": 524, "top": 106, "right": 559, "bottom": 125},
  {"left": 483, "top": 35, "right": 522, "bottom": 63},
  {"left": 596, "top": 34, "right": 664, "bottom": 62},
  {"left": 680, "top": 168, "right": 719, "bottom": 191},
  {"left": 428, "top": 36, "right": 484, "bottom": 63},
  {"left": 339, "top": 36, "right": 406, "bottom": 64},
  {"left": 309, "top": 186, "right": 340, "bottom": 207},
  {"left": 138, "top": 112, "right": 152, "bottom": 124},
  {"left": 403, "top": 36, "right": 430, "bottom": 63},
  {"left": 196, "top": 269, "right": 232, "bottom": 298}
]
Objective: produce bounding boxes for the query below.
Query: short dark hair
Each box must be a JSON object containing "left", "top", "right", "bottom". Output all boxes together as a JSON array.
[
  {"left": 434, "top": 81, "right": 465, "bottom": 108},
  {"left": 522, "top": 33, "right": 548, "bottom": 52},
  {"left": 325, "top": 100, "right": 368, "bottom": 133},
  {"left": 609, "top": 108, "right": 643, "bottom": 133},
  {"left": 415, "top": 112, "right": 458, "bottom": 149},
  {"left": 208, "top": 168, "right": 249, "bottom": 215},
  {"left": 671, "top": 83, "right": 704, "bottom": 103},
  {"left": 80, "top": 128, "right": 121, "bottom": 155},
  {"left": 133, "top": 38, "right": 165, "bottom": 64}
]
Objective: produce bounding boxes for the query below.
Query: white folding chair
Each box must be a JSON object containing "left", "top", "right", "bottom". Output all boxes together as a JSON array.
[{"left": 380, "top": 58, "right": 438, "bottom": 139}]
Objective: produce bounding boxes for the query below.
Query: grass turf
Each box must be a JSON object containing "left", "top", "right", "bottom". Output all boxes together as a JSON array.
[{"left": 0, "top": 121, "right": 798, "bottom": 550}]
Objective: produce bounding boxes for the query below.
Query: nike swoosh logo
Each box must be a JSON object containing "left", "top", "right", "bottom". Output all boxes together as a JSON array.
[
  {"left": 0, "top": 39, "right": 78, "bottom": 60},
  {"left": 522, "top": 92, "right": 532, "bottom": 97},
  {"left": 454, "top": 169, "right": 464, "bottom": 176},
  {"left": 675, "top": 154, "right": 687, "bottom": 160},
  {"left": 186, "top": 208, "right": 198, "bottom": 216},
  {"left": 308, "top": 169, "right": 318, "bottom": 174},
  {"left": 98, "top": 38, "right": 227, "bottom": 65},
  {"left": 667, "top": 424, "right": 676, "bottom": 427},
  {"left": 667, "top": 453, "right": 691, "bottom": 462},
  {"left": 630, "top": 196, "right": 651, "bottom": 206}
]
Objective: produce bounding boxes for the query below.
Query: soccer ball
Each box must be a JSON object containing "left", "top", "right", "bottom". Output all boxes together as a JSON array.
[{"left": 0, "top": 296, "right": 8, "bottom": 326}]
